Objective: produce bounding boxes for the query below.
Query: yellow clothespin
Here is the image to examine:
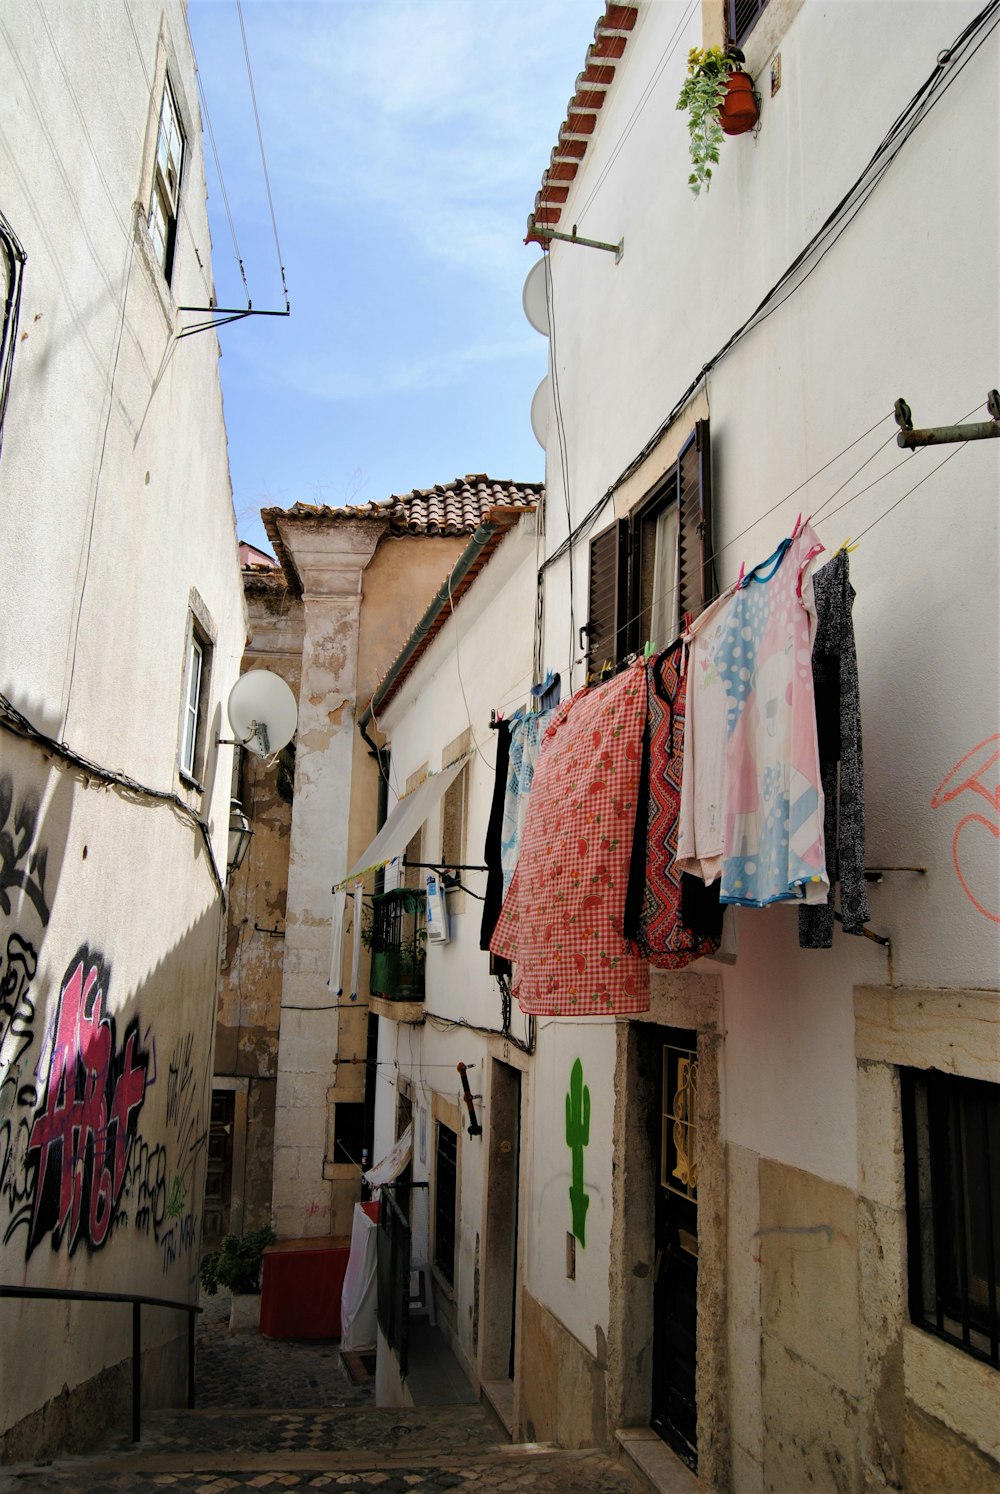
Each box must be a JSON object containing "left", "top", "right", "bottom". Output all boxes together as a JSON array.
[{"left": 835, "top": 536, "right": 859, "bottom": 556}]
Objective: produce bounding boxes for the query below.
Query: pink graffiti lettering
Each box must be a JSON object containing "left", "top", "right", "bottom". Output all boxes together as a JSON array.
[
  {"left": 931, "top": 735, "right": 1000, "bottom": 925},
  {"left": 26, "top": 949, "right": 148, "bottom": 1255}
]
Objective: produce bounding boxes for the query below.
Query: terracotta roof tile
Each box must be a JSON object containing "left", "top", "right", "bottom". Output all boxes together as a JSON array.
[
  {"left": 526, "top": 5, "right": 638, "bottom": 245},
  {"left": 264, "top": 474, "right": 542, "bottom": 541}
]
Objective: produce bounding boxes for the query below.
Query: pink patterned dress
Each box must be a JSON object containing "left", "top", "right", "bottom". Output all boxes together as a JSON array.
[{"left": 490, "top": 663, "right": 650, "bottom": 1016}]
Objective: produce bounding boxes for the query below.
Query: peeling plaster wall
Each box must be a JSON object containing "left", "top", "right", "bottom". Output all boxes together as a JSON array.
[
  {"left": 214, "top": 580, "right": 303, "bottom": 1233},
  {"left": 270, "top": 522, "right": 469, "bottom": 1241}
]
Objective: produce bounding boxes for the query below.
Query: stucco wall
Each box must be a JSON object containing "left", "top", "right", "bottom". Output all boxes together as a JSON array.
[
  {"left": 0, "top": 0, "right": 245, "bottom": 1458},
  {"left": 528, "top": 0, "right": 998, "bottom": 1483}
]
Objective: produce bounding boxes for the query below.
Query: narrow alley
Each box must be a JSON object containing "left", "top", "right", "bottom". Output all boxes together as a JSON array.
[{"left": 0, "top": 1295, "right": 645, "bottom": 1493}]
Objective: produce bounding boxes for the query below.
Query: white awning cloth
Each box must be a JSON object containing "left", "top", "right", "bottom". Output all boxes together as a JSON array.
[
  {"left": 362, "top": 1123, "right": 413, "bottom": 1190},
  {"left": 336, "top": 753, "right": 471, "bottom": 889}
]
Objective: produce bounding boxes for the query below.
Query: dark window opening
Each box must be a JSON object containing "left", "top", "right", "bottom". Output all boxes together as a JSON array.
[
  {"left": 585, "top": 421, "right": 713, "bottom": 680},
  {"left": 370, "top": 889, "right": 426, "bottom": 1000},
  {"left": 728, "top": 0, "right": 770, "bottom": 45},
  {"left": 434, "top": 1121, "right": 458, "bottom": 1286},
  {"left": 331, "top": 1101, "right": 366, "bottom": 1168},
  {"left": 901, "top": 1066, "right": 999, "bottom": 1367}
]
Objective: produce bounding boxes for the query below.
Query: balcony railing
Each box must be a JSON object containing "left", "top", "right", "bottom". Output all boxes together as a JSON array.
[{"left": 370, "top": 888, "right": 426, "bottom": 1001}]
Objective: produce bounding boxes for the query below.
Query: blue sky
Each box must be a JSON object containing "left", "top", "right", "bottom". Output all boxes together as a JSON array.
[{"left": 186, "top": 0, "right": 597, "bottom": 554}]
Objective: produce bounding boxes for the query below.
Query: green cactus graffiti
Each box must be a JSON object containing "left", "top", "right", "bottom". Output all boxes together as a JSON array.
[{"left": 565, "top": 1057, "right": 591, "bottom": 1246}]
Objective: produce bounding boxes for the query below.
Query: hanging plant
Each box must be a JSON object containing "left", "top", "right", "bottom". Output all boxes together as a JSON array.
[{"left": 676, "top": 46, "right": 758, "bottom": 195}]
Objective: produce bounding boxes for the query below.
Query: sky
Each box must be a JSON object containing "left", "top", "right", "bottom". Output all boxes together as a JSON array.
[{"left": 186, "top": 0, "right": 600, "bottom": 555}]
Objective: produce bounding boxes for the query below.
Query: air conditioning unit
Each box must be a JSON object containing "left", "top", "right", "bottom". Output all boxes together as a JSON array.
[{"left": 425, "top": 873, "right": 450, "bottom": 944}]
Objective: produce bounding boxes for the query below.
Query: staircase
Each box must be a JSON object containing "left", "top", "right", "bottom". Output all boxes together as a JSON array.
[{"left": 1, "top": 1404, "right": 643, "bottom": 1491}]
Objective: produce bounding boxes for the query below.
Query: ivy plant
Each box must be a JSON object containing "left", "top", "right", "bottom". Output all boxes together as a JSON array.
[{"left": 676, "top": 47, "right": 741, "bottom": 195}]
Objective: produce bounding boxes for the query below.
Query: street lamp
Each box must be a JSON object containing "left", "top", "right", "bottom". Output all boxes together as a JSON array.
[{"left": 227, "top": 798, "right": 253, "bottom": 876}]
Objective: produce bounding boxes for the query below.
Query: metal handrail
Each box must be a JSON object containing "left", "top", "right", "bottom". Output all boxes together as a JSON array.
[{"left": 0, "top": 1283, "right": 201, "bottom": 1442}]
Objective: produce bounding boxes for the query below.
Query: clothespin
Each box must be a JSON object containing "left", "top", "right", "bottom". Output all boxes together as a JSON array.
[
  {"left": 643, "top": 639, "right": 655, "bottom": 662},
  {"left": 790, "top": 512, "right": 803, "bottom": 540},
  {"left": 737, "top": 560, "right": 746, "bottom": 588},
  {"left": 835, "top": 537, "right": 859, "bottom": 556}
]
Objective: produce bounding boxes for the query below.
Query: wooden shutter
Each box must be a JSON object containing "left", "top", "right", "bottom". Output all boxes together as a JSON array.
[
  {"left": 586, "top": 522, "right": 626, "bottom": 680},
  {"left": 676, "top": 419, "right": 714, "bottom": 622},
  {"left": 728, "top": 0, "right": 768, "bottom": 44}
]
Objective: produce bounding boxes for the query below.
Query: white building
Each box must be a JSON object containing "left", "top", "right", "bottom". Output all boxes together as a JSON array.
[
  {"left": 0, "top": 2, "right": 245, "bottom": 1461},
  {"left": 365, "top": 2, "right": 999, "bottom": 1490}
]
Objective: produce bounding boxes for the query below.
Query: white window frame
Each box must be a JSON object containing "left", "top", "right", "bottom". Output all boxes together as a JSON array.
[
  {"left": 180, "top": 630, "right": 204, "bottom": 781},
  {"left": 148, "top": 73, "right": 185, "bottom": 283}
]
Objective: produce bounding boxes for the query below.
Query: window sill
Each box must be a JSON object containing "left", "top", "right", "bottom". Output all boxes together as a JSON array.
[
  {"left": 178, "top": 768, "right": 204, "bottom": 794},
  {"left": 370, "top": 995, "right": 425, "bottom": 1025},
  {"left": 431, "top": 1262, "right": 455, "bottom": 1303}
]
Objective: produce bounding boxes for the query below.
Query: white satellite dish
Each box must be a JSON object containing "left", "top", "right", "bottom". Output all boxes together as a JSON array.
[
  {"left": 226, "top": 670, "right": 297, "bottom": 757},
  {"left": 530, "top": 376, "right": 551, "bottom": 449},
  {"left": 521, "top": 258, "right": 550, "bottom": 337}
]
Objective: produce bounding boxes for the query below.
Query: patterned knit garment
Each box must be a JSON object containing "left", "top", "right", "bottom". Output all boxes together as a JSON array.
[
  {"left": 632, "top": 646, "right": 722, "bottom": 967},
  {"left": 799, "top": 550, "right": 869, "bottom": 946},
  {"left": 490, "top": 663, "right": 650, "bottom": 1016}
]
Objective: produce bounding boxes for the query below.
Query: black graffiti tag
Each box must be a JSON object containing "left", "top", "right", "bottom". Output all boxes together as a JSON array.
[{"left": 0, "top": 776, "right": 51, "bottom": 928}]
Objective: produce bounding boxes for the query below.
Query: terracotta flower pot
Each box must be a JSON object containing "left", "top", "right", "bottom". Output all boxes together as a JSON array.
[{"left": 720, "top": 71, "right": 759, "bottom": 135}]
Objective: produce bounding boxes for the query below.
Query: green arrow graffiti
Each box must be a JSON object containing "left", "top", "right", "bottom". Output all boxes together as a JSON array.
[{"left": 565, "top": 1057, "right": 590, "bottom": 1246}]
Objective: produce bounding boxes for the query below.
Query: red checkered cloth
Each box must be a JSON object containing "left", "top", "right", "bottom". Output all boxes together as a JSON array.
[{"left": 490, "top": 662, "right": 650, "bottom": 1016}]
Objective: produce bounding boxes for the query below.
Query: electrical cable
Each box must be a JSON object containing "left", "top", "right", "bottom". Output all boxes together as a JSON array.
[
  {"left": 236, "top": 0, "right": 290, "bottom": 310},
  {"left": 536, "top": 0, "right": 999, "bottom": 591},
  {"left": 194, "top": 64, "right": 250, "bottom": 304},
  {"left": 0, "top": 690, "right": 224, "bottom": 898}
]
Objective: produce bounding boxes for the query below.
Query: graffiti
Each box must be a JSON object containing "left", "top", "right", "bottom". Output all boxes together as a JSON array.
[
  {"left": 0, "top": 1114, "right": 33, "bottom": 1241},
  {"left": 931, "top": 735, "right": 1000, "bottom": 924},
  {"left": 25, "top": 947, "right": 149, "bottom": 1256},
  {"left": 565, "top": 1057, "right": 591, "bottom": 1247},
  {"left": 166, "top": 1172, "right": 187, "bottom": 1220},
  {"left": 119, "top": 1135, "right": 168, "bottom": 1239},
  {"left": 0, "top": 775, "right": 51, "bottom": 927},
  {"left": 1, "top": 932, "right": 38, "bottom": 1107},
  {"left": 160, "top": 1210, "right": 198, "bottom": 1275}
]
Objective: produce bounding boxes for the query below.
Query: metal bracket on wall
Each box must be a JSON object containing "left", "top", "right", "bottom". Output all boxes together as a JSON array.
[
  {"left": 526, "top": 216, "right": 624, "bottom": 262},
  {"left": 894, "top": 390, "right": 999, "bottom": 448}
]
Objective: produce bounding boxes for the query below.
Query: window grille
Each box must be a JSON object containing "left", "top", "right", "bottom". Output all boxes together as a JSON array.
[
  {"left": 901, "top": 1067, "right": 999, "bottom": 1367},
  {"left": 370, "top": 889, "right": 426, "bottom": 999},
  {"left": 376, "top": 1181, "right": 411, "bottom": 1375}
]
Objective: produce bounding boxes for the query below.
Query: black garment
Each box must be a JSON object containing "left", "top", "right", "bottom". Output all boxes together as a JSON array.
[
  {"left": 799, "top": 551, "right": 870, "bottom": 948},
  {"left": 480, "top": 719, "right": 512, "bottom": 958}
]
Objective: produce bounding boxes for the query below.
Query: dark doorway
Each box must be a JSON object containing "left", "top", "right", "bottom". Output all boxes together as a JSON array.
[
  {"left": 481, "top": 1060, "right": 522, "bottom": 1385},
  {"left": 203, "top": 1089, "right": 235, "bottom": 1246},
  {"left": 650, "top": 1029, "right": 699, "bottom": 1471}
]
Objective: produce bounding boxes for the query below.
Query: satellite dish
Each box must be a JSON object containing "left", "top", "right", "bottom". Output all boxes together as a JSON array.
[
  {"left": 521, "top": 258, "right": 550, "bottom": 337},
  {"left": 227, "top": 670, "right": 297, "bottom": 756},
  {"left": 530, "top": 376, "right": 551, "bottom": 448}
]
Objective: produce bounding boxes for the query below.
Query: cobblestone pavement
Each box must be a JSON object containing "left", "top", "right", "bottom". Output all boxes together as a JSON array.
[{"left": 0, "top": 1294, "right": 639, "bottom": 1493}]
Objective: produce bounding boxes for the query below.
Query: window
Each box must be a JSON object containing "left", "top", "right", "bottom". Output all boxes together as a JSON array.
[
  {"left": 728, "top": 0, "right": 770, "bottom": 45},
  {"left": 0, "top": 210, "right": 26, "bottom": 460},
  {"left": 434, "top": 1120, "right": 458, "bottom": 1286},
  {"left": 179, "top": 609, "right": 213, "bottom": 786},
  {"left": 901, "top": 1067, "right": 999, "bottom": 1368},
  {"left": 148, "top": 75, "right": 184, "bottom": 283},
  {"left": 330, "top": 1101, "right": 366, "bottom": 1168},
  {"left": 585, "top": 420, "right": 713, "bottom": 679},
  {"left": 440, "top": 730, "right": 472, "bottom": 872}
]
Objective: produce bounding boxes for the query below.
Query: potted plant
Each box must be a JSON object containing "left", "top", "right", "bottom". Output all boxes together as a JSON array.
[
  {"left": 200, "top": 1225, "right": 276, "bottom": 1332},
  {"left": 676, "top": 46, "right": 759, "bottom": 195}
]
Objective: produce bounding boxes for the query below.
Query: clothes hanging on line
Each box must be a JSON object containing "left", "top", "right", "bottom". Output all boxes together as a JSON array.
[
  {"left": 799, "top": 549, "right": 870, "bottom": 947},
  {"left": 679, "top": 522, "right": 830, "bottom": 908},
  {"left": 499, "top": 707, "right": 554, "bottom": 897},
  {"left": 490, "top": 662, "right": 650, "bottom": 1016},
  {"left": 480, "top": 717, "right": 512, "bottom": 960},
  {"left": 624, "top": 645, "right": 722, "bottom": 967}
]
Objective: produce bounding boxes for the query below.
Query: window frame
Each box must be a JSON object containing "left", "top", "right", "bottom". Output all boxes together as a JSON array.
[
  {"left": 433, "top": 1118, "right": 458, "bottom": 1288},
  {"left": 148, "top": 72, "right": 185, "bottom": 285},
  {"left": 178, "top": 600, "right": 215, "bottom": 790},
  {"left": 901, "top": 1065, "right": 1000, "bottom": 1368},
  {"left": 727, "top": 0, "right": 771, "bottom": 46},
  {"left": 584, "top": 419, "right": 714, "bottom": 679}
]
